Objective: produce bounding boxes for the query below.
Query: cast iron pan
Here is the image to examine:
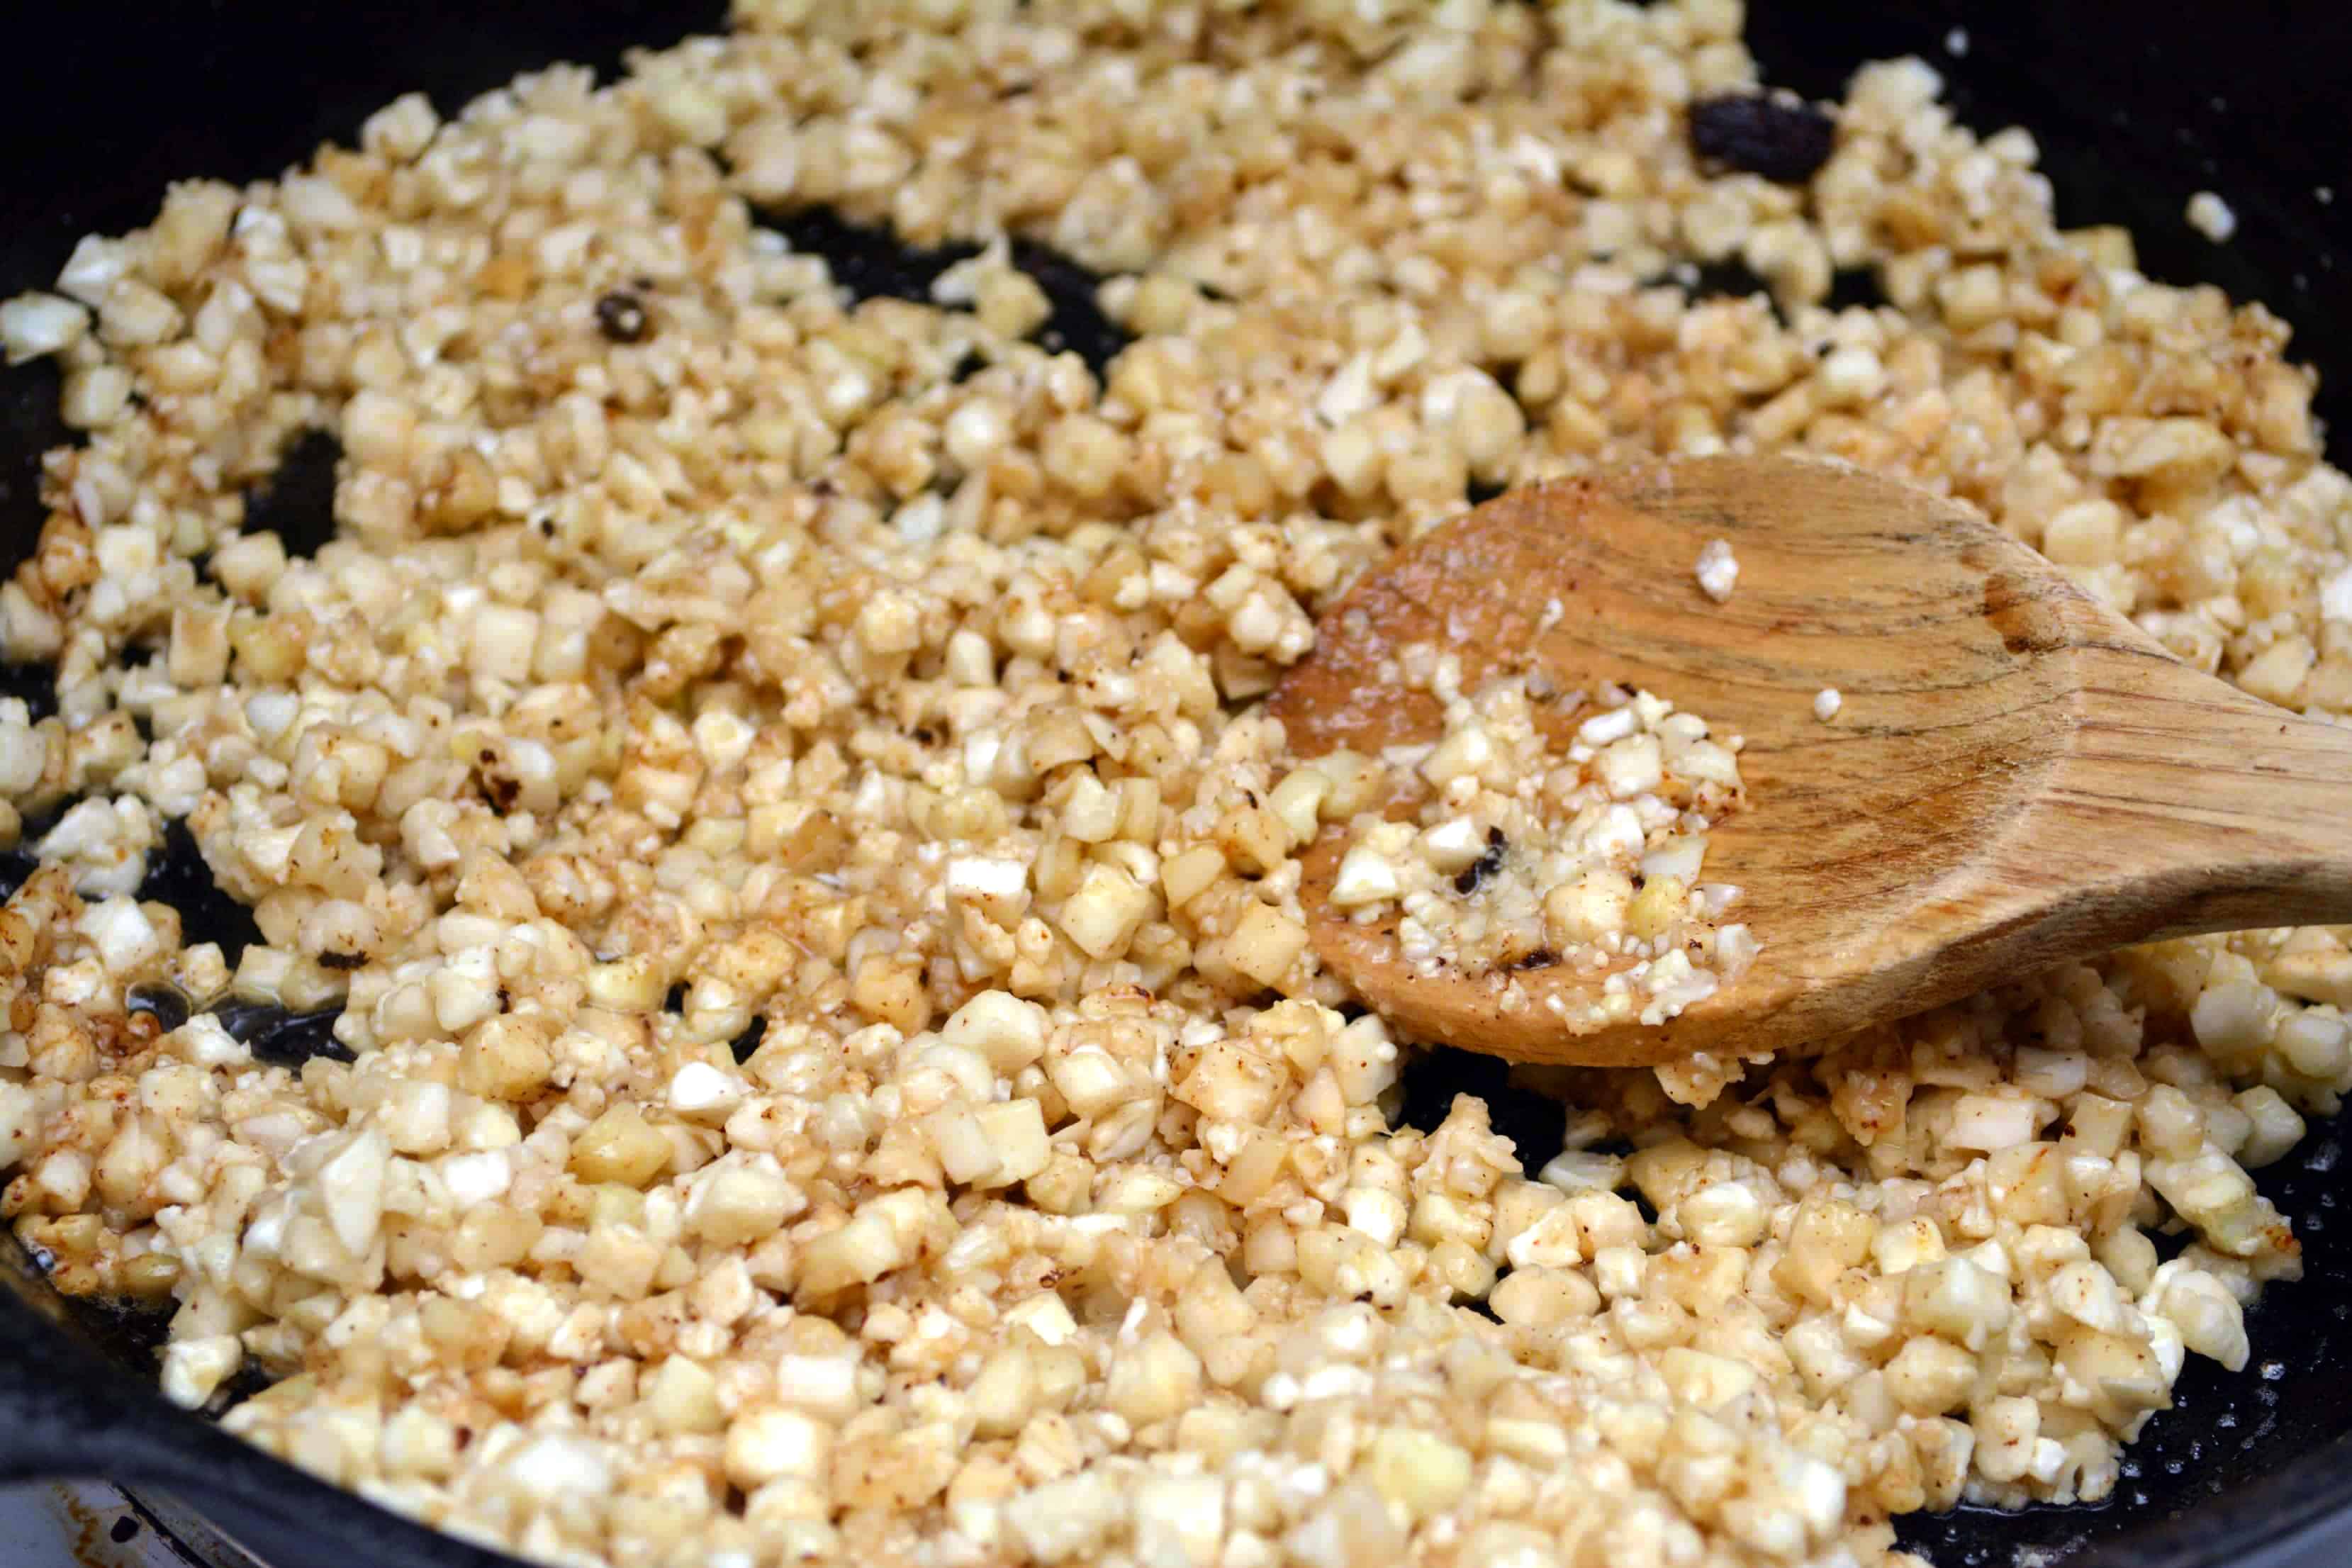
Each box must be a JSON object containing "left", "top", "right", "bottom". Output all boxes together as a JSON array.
[{"left": 0, "top": 4, "right": 2348, "bottom": 1566}]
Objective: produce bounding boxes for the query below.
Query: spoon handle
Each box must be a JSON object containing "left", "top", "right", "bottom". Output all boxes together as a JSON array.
[{"left": 2016, "top": 646, "right": 2352, "bottom": 942}]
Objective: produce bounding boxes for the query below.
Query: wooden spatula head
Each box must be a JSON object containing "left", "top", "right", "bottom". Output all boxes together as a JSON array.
[{"left": 1271, "top": 455, "right": 2293, "bottom": 1068}]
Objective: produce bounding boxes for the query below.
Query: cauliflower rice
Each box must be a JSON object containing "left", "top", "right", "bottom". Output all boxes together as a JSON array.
[
  {"left": 0, "top": 3, "right": 2346, "bottom": 1567},
  {"left": 1320, "top": 667, "right": 1754, "bottom": 1033}
]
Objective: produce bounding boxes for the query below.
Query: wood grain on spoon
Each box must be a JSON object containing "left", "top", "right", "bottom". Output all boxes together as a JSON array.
[{"left": 1270, "top": 456, "right": 2352, "bottom": 1068}]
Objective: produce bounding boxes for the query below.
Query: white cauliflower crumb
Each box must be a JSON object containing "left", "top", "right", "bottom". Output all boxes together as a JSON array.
[
  {"left": 1813, "top": 688, "right": 1843, "bottom": 721},
  {"left": 2187, "top": 191, "right": 2237, "bottom": 243},
  {"left": 1319, "top": 666, "right": 1750, "bottom": 1033},
  {"left": 1695, "top": 538, "right": 1740, "bottom": 603}
]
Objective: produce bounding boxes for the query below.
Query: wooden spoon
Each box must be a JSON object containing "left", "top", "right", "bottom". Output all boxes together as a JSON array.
[{"left": 1270, "top": 456, "right": 2352, "bottom": 1068}]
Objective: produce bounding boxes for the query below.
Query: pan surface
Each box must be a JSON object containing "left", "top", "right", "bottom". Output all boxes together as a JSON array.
[{"left": 0, "top": 4, "right": 2347, "bottom": 1567}]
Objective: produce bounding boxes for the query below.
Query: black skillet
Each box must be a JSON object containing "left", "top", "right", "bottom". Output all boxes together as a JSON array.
[{"left": 1, "top": 4, "right": 2348, "bottom": 1565}]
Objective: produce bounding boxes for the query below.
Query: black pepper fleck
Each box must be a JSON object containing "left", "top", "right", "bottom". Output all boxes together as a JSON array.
[
  {"left": 1689, "top": 93, "right": 1838, "bottom": 185},
  {"left": 1455, "top": 829, "right": 1508, "bottom": 896},
  {"left": 595, "top": 291, "right": 650, "bottom": 344}
]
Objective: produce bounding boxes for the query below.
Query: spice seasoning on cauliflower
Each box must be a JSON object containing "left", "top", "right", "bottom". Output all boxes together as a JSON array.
[
  {"left": 0, "top": 4, "right": 2339, "bottom": 1567},
  {"left": 1323, "top": 667, "right": 1752, "bottom": 1031}
]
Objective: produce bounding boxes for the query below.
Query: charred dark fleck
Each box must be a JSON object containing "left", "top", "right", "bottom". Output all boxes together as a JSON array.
[
  {"left": 730, "top": 1014, "right": 768, "bottom": 1064},
  {"left": 912, "top": 726, "right": 937, "bottom": 744},
  {"left": 138, "top": 818, "right": 262, "bottom": 965},
  {"left": 315, "top": 951, "right": 364, "bottom": 970},
  {"left": 127, "top": 982, "right": 192, "bottom": 1033},
  {"left": 1455, "top": 831, "right": 1508, "bottom": 895},
  {"left": 240, "top": 427, "right": 344, "bottom": 561},
  {"left": 595, "top": 290, "right": 650, "bottom": 344},
  {"left": 664, "top": 982, "right": 688, "bottom": 1013},
  {"left": 111, "top": 1518, "right": 140, "bottom": 1545},
  {"left": 475, "top": 767, "right": 520, "bottom": 813},
  {"left": 1511, "top": 948, "right": 1558, "bottom": 971},
  {"left": 1688, "top": 93, "right": 1837, "bottom": 185},
  {"left": 211, "top": 1000, "right": 352, "bottom": 1066}
]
